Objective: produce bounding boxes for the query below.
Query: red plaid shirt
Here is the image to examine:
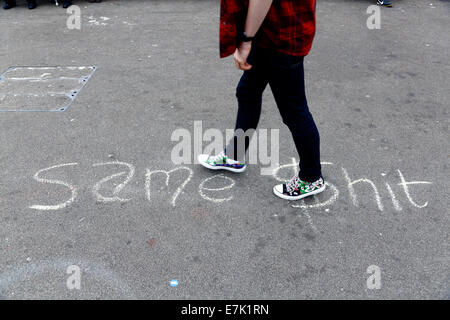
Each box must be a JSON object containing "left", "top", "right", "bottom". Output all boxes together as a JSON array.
[{"left": 220, "top": 0, "right": 316, "bottom": 58}]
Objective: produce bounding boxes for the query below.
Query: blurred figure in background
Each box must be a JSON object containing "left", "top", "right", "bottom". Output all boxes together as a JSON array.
[
  {"left": 3, "top": 0, "right": 37, "bottom": 9},
  {"left": 53, "top": 0, "right": 72, "bottom": 9},
  {"left": 62, "top": 0, "right": 72, "bottom": 9},
  {"left": 377, "top": 0, "right": 393, "bottom": 7},
  {"left": 3, "top": 0, "right": 102, "bottom": 10},
  {"left": 56, "top": 0, "right": 102, "bottom": 9}
]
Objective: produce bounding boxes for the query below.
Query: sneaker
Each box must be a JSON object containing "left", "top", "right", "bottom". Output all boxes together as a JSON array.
[
  {"left": 198, "top": 151, "right": 246, "bottom": 173},
  {"left": 273, "top": 175, "right": 326, "bottom": 201},
  {"left": 27, "top": 0, "right": 37, "bottom": 9},
  {"left": 3, "top": 0, "right": 16, "bottom": 9},
  {"left": 377, "top": 0, "right": 392, "bottom": 7},
  {"left": 62, "top": 0, "right": 72, "bottom": 8}
]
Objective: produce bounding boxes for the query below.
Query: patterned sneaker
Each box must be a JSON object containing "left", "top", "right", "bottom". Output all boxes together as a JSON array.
[
  {"left": 273, "top": 175, "right": 326, "bottom": 200},
  {"left": 198, "top": 151, "right": 246, "bottom": 173}
]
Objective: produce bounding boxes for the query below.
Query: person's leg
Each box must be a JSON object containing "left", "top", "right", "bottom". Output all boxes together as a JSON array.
[
  {"left": 225, "top": 47, "right": 269, "bottom": 162},
  {"left": 268, "top": 54, "right": 322, "bottom": 182},
  {"left": 198, "top": 47, "right": 269, "bottom": 172}
]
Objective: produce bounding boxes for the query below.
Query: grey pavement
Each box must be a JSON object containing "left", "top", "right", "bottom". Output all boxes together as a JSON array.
[{"left": 0, "top": 0, "right": 448, "bottom": 299}]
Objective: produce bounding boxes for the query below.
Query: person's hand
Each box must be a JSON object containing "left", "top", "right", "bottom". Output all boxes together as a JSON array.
[{"left": 233, "top": 41, "right": 252, "bottom": 71}]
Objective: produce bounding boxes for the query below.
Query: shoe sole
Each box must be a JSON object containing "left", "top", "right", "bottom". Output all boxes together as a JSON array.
[
  {"left": 273, "top": 184, "right": 326, "bottom": 201},
  {"left": 199, "top": 161, "right": 246, "bottom": 173}
]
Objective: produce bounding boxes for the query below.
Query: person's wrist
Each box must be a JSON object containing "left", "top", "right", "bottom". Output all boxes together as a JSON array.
[
  {"left": 240, "top": 31, "right": 255, "bottom": 43},
  {"left": 238, "top": 41, "right": 252, "bottom": 52}
]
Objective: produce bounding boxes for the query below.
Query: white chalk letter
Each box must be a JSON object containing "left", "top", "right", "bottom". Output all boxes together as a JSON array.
[
  {"left": 397, "top": 169, "right": 432, "bottom": 208},
  {"left": 385, "top": 182, "right": 402, "bottom": 211},
  {"left": 145, "top": 167, "right": 193, "bottom": 206},
  {"left": 342, "top": 167, "right": 384, "bottom": 211},
  {"left": 92, "top": 162, "right": 135, "bottom": 203},
  {"left": 199, "top": 174, "right": 235, "bottom": 203},
  {"left": 30, "top": 163, "right": 79, "bottom": 211}
]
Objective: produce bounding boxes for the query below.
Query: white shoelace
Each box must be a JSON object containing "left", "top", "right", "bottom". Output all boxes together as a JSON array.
[{"left": 209, "top": 151, "right": 226, "bottom": 163}]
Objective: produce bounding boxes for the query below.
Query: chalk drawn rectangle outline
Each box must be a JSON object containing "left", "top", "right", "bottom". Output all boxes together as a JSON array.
[{"left": 0, "top": 66, "right": 97, "bottom": 112}]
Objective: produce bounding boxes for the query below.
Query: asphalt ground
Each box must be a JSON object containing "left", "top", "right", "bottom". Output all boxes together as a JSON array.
[{"left": 0, "top": 0, "right": 448, "bottom": 299}]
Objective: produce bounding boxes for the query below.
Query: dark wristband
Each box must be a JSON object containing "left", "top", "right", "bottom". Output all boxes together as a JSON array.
[{"left": 240, "top": 31, "right": 255, "bottom": 42}]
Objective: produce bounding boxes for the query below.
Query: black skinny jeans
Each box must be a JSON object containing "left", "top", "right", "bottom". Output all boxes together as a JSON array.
[{"left": 225, "top": 46, "right": 322, "bottom": 182}]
